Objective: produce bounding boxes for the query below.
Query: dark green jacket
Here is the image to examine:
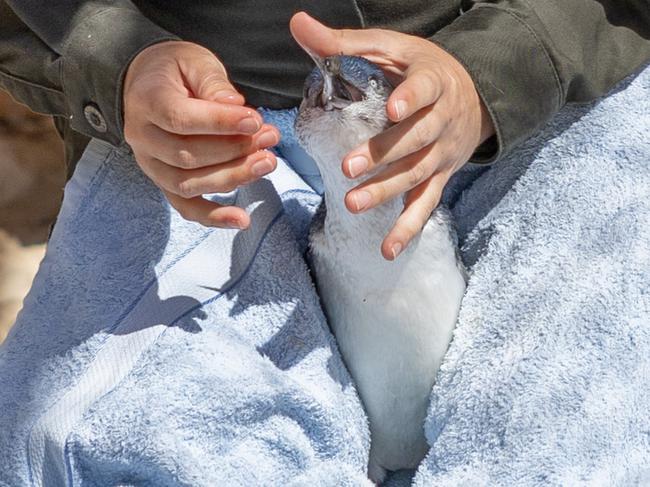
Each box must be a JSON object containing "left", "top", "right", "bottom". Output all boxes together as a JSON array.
[{"left": 1, "top": 0, "right": 649, "bottom": 177}]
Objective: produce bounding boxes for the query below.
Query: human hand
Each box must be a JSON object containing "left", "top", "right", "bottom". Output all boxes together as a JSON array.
[
  {"left": 290, "top": 13, "right": 495, "bottom": 260},
  {"left": 123, "top": 41, "right": 280, "bottom": 229}
]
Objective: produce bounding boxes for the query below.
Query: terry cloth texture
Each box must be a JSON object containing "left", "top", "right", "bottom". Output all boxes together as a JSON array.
[
  {"left": 410, "top": 64, "right": 650, "bottom": 486},
  {"left": 1, "top": 65, "right": 649, "bottom": 486},
  {"left": 0, "top": 137, "right": 370, "bottom": 486}
]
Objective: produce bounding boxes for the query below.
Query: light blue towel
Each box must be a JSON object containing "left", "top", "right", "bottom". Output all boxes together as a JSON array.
[
  {"left": 0, "top": 136, "right": 371, "bottom": 486},
  {"left": 412, "top": 65, "right": 650, "bottom": 486},
  {"left": 1, "top": 64, "right": 649, "bottom": 486}
]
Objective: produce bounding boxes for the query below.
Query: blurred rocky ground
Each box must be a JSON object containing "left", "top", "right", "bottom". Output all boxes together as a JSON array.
[{"left": 0, "top": 90, "right": 65, "bottom": 342}]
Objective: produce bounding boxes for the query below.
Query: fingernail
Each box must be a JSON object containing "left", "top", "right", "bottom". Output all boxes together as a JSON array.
[
  {"left": 347, "top": 155, "right": 368, "bottom": 178},
  {"left": 391, "top": 242, "right": 403, "bottom": 260},
  {"left": 257, "top": 130, "right": 278, "bottom": 149},
  {"left": 213, "top": 90, "right": 241, "bottom": 102},
  {"left": 394, "top": 100, "right": 408, "bottom": 120},
  {"left": 351, "top": 190, "right": 372, "bottom": 212},
  {"left": 238, "top": 117, "right": 261, "bottom": 134},
  {"left": 251, "top": 157, "right": 274, "bottom": 177},
  {"left": 227, "top": 218, "right": 245, "bottom": 229}
]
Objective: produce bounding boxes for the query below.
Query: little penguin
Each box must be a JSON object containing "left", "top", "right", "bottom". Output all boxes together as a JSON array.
[{"left": 294, "top": 54, "right": 467, "bottom": 484}]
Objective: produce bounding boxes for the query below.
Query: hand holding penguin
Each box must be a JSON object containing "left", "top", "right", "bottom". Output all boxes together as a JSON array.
[{"left": 290, "top": 12, "right": 495, "bottom": 261}]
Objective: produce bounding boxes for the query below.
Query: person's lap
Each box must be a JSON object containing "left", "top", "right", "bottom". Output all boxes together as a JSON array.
[{"left": 0, "top": 129, "right": 378, "bottom": 485}]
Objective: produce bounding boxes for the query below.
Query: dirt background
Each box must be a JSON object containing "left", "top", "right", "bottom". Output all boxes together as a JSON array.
[{"left": 0, "top": 90, "right": 65, "bottom": 342}]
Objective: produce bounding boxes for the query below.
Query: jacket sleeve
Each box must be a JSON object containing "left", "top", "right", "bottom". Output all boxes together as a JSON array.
[
  {"left": 430, "top": 0, "right": 650, "bottom": 163},
  {"left": 0, "top": 0, "right": 179, "bottom": 146}
]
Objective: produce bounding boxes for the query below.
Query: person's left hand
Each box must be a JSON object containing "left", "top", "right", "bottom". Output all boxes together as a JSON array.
[{"left": 290, "top": 12, "right": 495, "bottom": 260}]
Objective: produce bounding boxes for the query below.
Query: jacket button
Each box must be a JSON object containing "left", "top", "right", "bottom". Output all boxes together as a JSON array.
[{"left": 83, "top": 103, "right": 107, "bottom": 133}]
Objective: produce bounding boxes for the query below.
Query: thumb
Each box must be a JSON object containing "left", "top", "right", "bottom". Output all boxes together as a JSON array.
[
  {"left": 289, "top": 11, "right": 400, "bottom": 59},
  {"left": 181, "top": 49, "right": 245, "bottom": 105}
]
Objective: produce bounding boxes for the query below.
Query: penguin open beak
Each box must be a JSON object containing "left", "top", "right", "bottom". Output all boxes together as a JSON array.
[{"left": 304, "top": 52, "right": 363, "bottom": 110}]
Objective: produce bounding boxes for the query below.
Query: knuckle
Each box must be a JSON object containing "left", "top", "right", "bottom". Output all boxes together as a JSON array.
[
  {"left": 430, "top": 68, "right": 445, "bottom": 88},
  {"left": 406, "top": 164, "right": 426, "bottom": 187},
  {"left": 412, "top": 67, "right": 443, "bottom": 103},
  {"left": 218, "top": 172, "right": 240, "bottom": 193},
  {"left": 166, "top": 105, "right": 189, "bottom": 133},
  {"left": 435, "top": 143, "right": 455, "bottom": 167},
  {"left": 197, "top": 73, "right": 230, "bottom": 98},
  {"left": 403, "top": 219, "right": 422, "bottom": 239},
  {"left": 411, "top": 122, "right": 431, "bottom": 151},
  {"left": 373, "top": 183, "right": 387, "bottom": 204},
  {"left": 404, "top": 67, "right": 432, "bottom": 94},
  {"left": 396, "top": 215, "right": 422, "bottom": 240},
  {"left": 438, "top": 147, "right": 452, "bottom": 165},
  {"left": 237, "top": 166, "right": 254, "bottom": 187},
  {"left": 417, "top": 69, "right": 437, "bottom": 92},
  {"left": 175, "top": 178, "right": 196, "bottom": 198},
  {"left": 176, "top": 149, "right": 197, "bottom": 169}
]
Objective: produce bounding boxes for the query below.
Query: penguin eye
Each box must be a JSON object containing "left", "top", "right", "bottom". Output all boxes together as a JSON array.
[{"left": 368, "top": 77, "right": 378, "bottom": 88}]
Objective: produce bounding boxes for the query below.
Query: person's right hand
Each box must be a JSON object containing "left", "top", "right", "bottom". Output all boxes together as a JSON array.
[{"left": 123, "top": 41, "right": 280, "bottom": 229}]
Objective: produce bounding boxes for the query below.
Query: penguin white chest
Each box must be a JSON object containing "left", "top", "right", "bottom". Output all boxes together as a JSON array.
[{"left": 309, "top": 206, "right": 466, "bottom": 481}]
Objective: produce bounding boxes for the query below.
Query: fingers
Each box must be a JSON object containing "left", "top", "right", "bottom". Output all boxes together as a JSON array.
[
  {"left": 122, "top": 41, "right": 275, "bottom": 230},
  {"left": 387, "top": 64, "right": 445, "bottom": 122},
  {"left": 381, "top": 174, "right": 447, "bottom": 261},
  {"left": 162, "top": 189, "right": 251, "bottom": 229},
  {"left": 138, "top": 150, "right": 277, "bottom": 199},
  {"left": 134, "top": 123, "right": 279, "bottom": 169},
  {"left": 342, "top": 104, "right": 447, "bottom": 178},
  {"left": 344, "top": 143, "right": 445, "bottom": 213},
  {"left": 289, "top": 11, "right": 405, "bottom": 64},
  {"left": 148, "top": 93, "right": 264, "bottom": 136}
]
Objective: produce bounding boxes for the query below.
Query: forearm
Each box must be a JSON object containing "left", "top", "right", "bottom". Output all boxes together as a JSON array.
[{"left": 430, "top": 0, "right": 650, "bottom": 163}]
